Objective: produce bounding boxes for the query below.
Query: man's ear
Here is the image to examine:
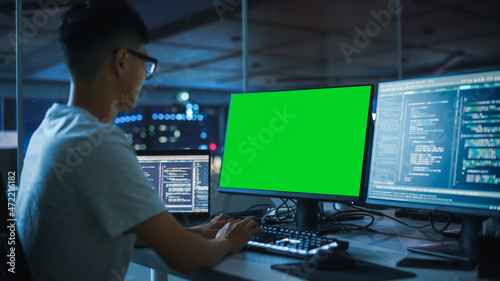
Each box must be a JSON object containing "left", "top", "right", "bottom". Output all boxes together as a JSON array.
[{"left": 113, "top": 48, "right": 128, "bottom": 78}]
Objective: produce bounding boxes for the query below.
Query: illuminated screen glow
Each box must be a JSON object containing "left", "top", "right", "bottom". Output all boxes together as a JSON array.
[
  {"left": 220, "top": 85, "right": 373, "bottom": 199},
  {"left": 367, "top": 70, "right": 500, "bottom": 215}
]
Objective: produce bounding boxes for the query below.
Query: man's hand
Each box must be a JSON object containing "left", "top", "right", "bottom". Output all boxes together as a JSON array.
[
  {"left": 215, "top": 218, "right": 263, "bottom": 254},
  {"left": 188, "top": 213, "right": 235, "bottom": 239},
  {"left": 133, "top": 211, "right": 263, "bottom": 273}
]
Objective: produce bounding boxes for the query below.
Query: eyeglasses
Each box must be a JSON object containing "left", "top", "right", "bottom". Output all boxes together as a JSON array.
[{"left": 126, "top": 49, "right": 158, "bottom": 80}]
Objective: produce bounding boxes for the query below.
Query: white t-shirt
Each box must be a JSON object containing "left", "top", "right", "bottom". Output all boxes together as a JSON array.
[{"left": 16, "top": 103, "right": 166, "bottom": 281}]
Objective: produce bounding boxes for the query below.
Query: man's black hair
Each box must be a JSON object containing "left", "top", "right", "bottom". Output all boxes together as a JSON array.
[{"left": 59, "top": 0, "right": 149, "bottom": 82}]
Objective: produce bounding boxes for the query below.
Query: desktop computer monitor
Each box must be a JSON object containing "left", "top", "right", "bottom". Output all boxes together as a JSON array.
[
  {"left": 219, "top": 85, "right": 374, "bottom": 230},
  {"left": 366, "top": 69, "right": 500, "bottom": 260},
  {"left": 136, "top": 150, "right": 211, "bottom": 223}
]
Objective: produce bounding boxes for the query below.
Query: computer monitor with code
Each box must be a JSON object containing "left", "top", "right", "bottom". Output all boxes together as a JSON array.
[
  {"left": 366, "top": 69, "right": 500, "bottom": 260},
  {"left": 136, "top": 150, "right": 210, "bottom": 222}
]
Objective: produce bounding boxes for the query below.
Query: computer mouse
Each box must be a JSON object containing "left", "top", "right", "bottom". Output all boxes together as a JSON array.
[{"left": 306, "top": 249, "right": 356, "bottom": 270}]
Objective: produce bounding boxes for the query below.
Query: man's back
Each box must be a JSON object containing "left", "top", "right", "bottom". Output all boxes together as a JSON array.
[{"left": 17, "top": 104, "right": 166, "bottom": 281}]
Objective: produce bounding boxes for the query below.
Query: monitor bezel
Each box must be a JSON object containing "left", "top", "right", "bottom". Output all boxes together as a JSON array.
[
  {"left": 365, "top": 197, "right": 497, "bottom": 217},
  {"left": 218, "top": 84, "right": 375, "bottom": 205},
  {"left": 364, "top": 69, "right": 500, "bottom": 218}
]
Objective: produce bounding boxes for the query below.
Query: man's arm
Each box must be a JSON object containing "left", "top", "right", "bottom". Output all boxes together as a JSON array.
[
  {"left": 132, "top": 210, "right": 261, "bottom": 273},
  {"left": 136, "top": 213, "right": 232, "bottom": 245}
]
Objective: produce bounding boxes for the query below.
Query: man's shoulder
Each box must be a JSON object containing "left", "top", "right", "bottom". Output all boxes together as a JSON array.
[
  {"left": 42, "top": 104, "right": 127, "bottom": 148},
  {"left": 27, "top": 105, "right": 132, "bottom": 182}
]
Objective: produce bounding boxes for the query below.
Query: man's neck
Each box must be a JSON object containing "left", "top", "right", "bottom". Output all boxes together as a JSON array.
[{"left": 67, "top": 78, "right": 118, "bottom": 123}]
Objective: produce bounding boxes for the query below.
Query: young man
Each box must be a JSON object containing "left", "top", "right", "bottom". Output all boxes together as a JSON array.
[{"left": 16, "top": 1, "right": 262, "bottom": 280}]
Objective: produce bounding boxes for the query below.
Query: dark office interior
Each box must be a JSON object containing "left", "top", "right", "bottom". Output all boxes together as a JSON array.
[
  {"left": 1, "top": 0, "right": 500, "bottom": 280},
  {"left": 2, "top": 0, "right": 500, "bottom": 156}
]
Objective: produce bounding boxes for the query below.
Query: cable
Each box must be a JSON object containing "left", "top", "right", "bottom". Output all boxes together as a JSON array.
[
  {"left": 428, "top": 212, "right": 452, "bottom": 234},
  {"left": 260, "top": 199, "right": 296, "bottom": 224},
  {"left": 312, "top": 203, "right": 457, "bottom": 241},
  {"left": 242, "top": 204, "right": 272, "bottom": 214},
  {"left": 258, "top": 200, "right": 452, "bottom": 236},
  {"left": 347, "top": 204, "right": 459, "bottom": 236},
  {"left": 347, "top": 205, "right": 435, "bottom": 229},
  {"left": 323, "top": 210, "right": 376, "bottom": 232}
]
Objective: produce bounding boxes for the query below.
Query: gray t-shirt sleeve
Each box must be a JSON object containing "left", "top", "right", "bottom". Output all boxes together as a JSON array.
[{"left": 74, "top": 125, "right": 166, "bottom": 237}]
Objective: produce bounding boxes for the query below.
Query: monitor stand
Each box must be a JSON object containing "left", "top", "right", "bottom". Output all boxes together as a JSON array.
[
  {"left": 294, "top": 199, "right": 347, "bottom": 233},
  {"left": 407, "top": 215, "right": 483, "bottom": 262},
  {"left": 296, "top": 198, "right": 319, "bottom": 230}
]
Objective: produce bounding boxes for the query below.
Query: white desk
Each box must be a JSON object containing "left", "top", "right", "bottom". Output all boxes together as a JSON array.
[{"left": 131, "top": 212, "right": 479, "bottom": 280}]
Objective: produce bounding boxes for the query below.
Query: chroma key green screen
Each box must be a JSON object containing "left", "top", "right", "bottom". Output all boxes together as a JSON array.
[{"left": 219, "top": 85, "right": 373, "bottom": 201}]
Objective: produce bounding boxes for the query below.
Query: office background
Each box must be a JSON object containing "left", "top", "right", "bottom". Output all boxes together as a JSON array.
[
  {"left": 2, "top": 0, "right": 500, "bottom": 160},
  {"left": 1, "top": 1, "right": 500, "bottom": 280}
]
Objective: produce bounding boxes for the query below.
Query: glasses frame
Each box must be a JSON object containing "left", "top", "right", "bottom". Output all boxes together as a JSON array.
[{"left": 126, "top": 49, "right": 158, "bottom": 80}]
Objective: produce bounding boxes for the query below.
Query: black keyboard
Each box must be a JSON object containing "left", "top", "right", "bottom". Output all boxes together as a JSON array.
[{"left": 246, "top": 225, "right": 349, "bottom": 259}]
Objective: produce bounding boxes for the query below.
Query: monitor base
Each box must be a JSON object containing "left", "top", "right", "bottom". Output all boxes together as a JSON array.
[
  {"left": 407, "top": 241, "right": 476, "bottom": 262},
  {"left": 407, "top": 215, "right": 483, "bottom": 262}
]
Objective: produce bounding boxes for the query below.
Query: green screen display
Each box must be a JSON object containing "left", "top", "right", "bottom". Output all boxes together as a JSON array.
[{"left": 220, "top": 85, "right": 373, "bottom": 199}]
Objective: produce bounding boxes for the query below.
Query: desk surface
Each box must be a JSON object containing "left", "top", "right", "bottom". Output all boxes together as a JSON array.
[{"left": 131, "top": 212, "right": 479, "bottom": 281}]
